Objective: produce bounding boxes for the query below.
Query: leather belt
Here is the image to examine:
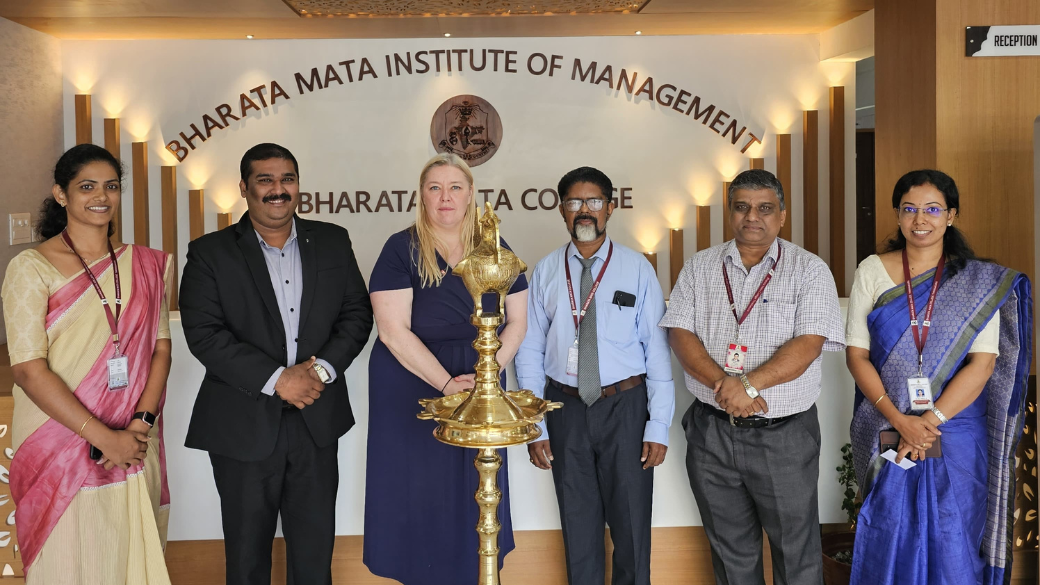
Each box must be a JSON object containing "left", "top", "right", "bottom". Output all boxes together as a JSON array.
[
  {"left": 281, "top": 400, "right": 298, "bottom": 411},
  {"left": 699, "top": 400, "right": 798, "bottom": 428},
  {"left": 549, "top": 374, "right": 645, "bottom": 401}
]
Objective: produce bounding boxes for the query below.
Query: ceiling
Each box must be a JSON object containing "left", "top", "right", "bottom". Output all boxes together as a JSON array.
[{"left": 0, "top": 0, "right": 873, "bottom": 39}]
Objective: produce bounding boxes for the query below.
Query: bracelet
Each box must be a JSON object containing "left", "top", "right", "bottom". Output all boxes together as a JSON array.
[
  {"left": 873, "top": 394, "right": 887, "bottom": 407},
  {"left": 441, "top": 376, "right": 452, "bottom": 393},
  {"left": 930, "top": 406, "right": 949, "bottom": 424},
  {"left": 78, "top": 415, "right": 94, "bottom": 437}
]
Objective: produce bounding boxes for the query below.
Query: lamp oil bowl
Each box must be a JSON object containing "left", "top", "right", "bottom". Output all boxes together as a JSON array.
[{"left": 417, "top": 203, "right": 561, "bottom": 585}]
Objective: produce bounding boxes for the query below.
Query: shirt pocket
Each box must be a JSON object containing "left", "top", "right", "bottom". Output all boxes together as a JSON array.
[
  {"left": 604, "top": 304, "right": 638, "bottom": 346},
  {"left": 761, "top": 301, "right": 796, "bottom": 353}
]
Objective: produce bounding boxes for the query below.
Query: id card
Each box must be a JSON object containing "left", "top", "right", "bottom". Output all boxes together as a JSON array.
[
  {"left": 108, "top": 355, "right": 129, "bottom": 390},
  {"left": 724, "top": 343, "right": 748, "bottom": 374},
  {"left": 566, "top": 341, "right": 579, "bottom": 376},
  {"left": 907, "top": 377, "right": 933, "bottom": 411}
]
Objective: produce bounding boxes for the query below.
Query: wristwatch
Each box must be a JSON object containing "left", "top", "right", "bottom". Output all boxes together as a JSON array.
[
  {"left": 312, "top": 362, "right": 331, "bottom": 384},
  {"left": 739, "top": 374, "right": 760, "bottom": 399},
  {"left": 132, "top": 411, "right": 157, "bottom": 427}
]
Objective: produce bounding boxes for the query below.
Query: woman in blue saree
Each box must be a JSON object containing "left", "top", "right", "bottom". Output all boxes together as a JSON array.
[{"left": 845, "top": 169, "right": 1032, "bottom": 585}]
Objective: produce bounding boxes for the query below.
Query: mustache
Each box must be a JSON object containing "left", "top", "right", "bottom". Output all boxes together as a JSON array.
[
  {"left": 572, "top": 214, "right": 597, "bottom": 225},
  {"left": 262, "top": 193, "right": 291, "bottom": 203}
]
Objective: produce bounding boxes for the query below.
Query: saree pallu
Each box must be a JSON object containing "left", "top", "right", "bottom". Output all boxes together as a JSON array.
[
  {"left": 6, "top": 245, "right": 172, "bottom": 584},
  {"left": 849, "top": 260, "right": 1032, "bottom": 585}
]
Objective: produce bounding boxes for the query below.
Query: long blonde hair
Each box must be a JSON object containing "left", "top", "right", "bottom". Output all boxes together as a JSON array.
[{"left": 414, "top": 152, "right": 477, "bottom": 288}]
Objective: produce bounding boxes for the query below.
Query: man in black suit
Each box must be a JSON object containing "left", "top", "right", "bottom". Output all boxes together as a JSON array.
[{"left": 180, "top": 143, "right": 373, "bottom": 585}]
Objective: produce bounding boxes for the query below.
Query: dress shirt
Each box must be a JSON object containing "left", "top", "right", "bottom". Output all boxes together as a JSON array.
[
  {"left": 515, "top": 236, "right": 675, "bottom": 445},
  {"left": 659, "top": 238, "right": 844, "bottom": 417},
  {"left": 257, "top": 220, "right": 337, "bottom": 396}
]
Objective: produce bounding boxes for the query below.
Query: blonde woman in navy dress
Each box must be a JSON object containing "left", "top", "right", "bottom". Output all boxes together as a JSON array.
[{"left": 363, "top": 153, "right": 528, "bottom": 584}]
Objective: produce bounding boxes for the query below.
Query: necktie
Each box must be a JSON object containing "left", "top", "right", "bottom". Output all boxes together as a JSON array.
[{"left": 577, "top": 257, "right": 601, "bottom": 406}]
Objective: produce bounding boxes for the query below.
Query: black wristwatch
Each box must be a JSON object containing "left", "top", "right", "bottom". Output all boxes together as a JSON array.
[{"left": 132, "top": 411, "right": 157, "bottom": 427}]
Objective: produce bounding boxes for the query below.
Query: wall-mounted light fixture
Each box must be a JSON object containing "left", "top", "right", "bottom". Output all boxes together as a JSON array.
[{"left": 669, "top": 228, "right": 684, "bottom": 291}]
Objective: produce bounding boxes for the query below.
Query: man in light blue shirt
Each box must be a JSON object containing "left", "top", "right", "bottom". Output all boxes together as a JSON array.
[{"left": 515, "top": 166, "right": 673, "bottom": 585}]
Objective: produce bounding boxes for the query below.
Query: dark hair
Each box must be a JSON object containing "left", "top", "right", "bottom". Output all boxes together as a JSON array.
[
  {"left": 557, "top": 166, "right": 613, "bottom": 202},
  {"left": 727, "top": 169, "right": 785, "bottom": 210},
  {"left": 240, "top": 143, "right": 299, "bottom": 183},
  {"left": 37, "top": 144, "right": 122, "bottom": 240},
  {"left": 882, "top": 169, "right": 981, "bottom": 274}
]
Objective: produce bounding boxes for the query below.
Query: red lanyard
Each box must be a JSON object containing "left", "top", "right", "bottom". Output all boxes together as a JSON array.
[
  {"left": 722, "top": 243, "right": 782, "bottom": 326},
  {"left": 565, "top": 242, "right": 613, "bottom": 333},
  {"left": 62, "top": 230, "right": 122, "bottom": 352},
  {"left": 902, "top": 248, "right": 945, "bottom": 375}
]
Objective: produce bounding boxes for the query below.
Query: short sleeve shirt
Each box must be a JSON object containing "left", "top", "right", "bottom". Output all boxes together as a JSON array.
[{"left": 659, "top": 238, "right": 845, "bottom": 417}]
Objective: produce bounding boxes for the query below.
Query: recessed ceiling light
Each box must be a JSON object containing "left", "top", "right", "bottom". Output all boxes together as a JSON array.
[
  {"left": 444, "top": 32, "right": 451, "bottom": 37},
  {"left": 246, "top": 34, "right": 254, "bottom": 39},
  {"left": 635, "top": 30, "right": 642, "bottom": 35}
]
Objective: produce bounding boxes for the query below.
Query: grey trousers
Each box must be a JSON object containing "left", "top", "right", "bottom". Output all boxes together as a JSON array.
[
  {"left": 545, "top": 381, "right": 654, "bottom": 585},
  {"left": 683, "top": 400, "right": 823, "bottom": 585}
]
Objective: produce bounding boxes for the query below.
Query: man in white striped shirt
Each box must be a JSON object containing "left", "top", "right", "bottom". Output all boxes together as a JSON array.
[{"left": 660, "top": 169, "right": 844, "bottom": 585}]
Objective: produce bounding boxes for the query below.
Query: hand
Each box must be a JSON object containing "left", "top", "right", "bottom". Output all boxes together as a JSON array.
[
  {"left": 97, "top": 428, "right": 150, "bottom": 470},
  {"left": 528, "top": 439, "right": 553, "bottom": 470},
  {"left": 274, "top": 357, "right": 325, "bottom": 409},
  {"left": 895, "top": 437, "right": 927, "bottom": 463},
  {"left": 443, "top": 374, "right": 476, "bottom": 396},
  {"left": 641, "top": 442, "right": 667, "bottom": 469},
  {"left": 892, "top": 413, "right": 940, "bottom": 451},
  {"left": 126, "top": 418, "right": 152, "bottom": 437},
  {"left": 714, "top": 376, "right": 768, "bottom": 418}
]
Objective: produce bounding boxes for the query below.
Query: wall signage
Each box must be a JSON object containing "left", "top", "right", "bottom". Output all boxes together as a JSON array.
[
  {"left": 430, "top": 95, "right": 502, "bottom": 167},
  {"left": 966, "top": 25, "right": 1040, "bottom": 57}
]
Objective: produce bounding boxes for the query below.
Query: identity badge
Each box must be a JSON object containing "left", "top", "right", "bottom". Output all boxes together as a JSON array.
[
  {"left": 108, "top": 355, "right": 129, "bottom": 390},
  {"left": 907, "top": 377, "right": 933, "bottom": 411},
  {"left": 724, "top": 343, "right": 748, "bottom": 375},
  {"left": 566, "top": 341, "right": 579, "bottom": 377}
]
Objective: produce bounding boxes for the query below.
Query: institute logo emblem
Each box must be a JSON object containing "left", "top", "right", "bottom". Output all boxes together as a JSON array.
[{"left": 430, "top": 95, "right": 503, "bottom": 167}]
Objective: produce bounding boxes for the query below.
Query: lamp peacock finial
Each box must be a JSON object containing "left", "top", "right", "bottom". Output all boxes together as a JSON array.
[{"left": 452, "top": 202, "right": 527, "bottom": 317}]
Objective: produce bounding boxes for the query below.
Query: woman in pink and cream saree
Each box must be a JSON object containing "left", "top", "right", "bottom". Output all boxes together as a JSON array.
[{"left": 1, "top": 144, "right": 173, "bottom": 584}]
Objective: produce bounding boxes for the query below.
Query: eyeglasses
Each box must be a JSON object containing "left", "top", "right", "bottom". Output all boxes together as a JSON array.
[
  {"left": 562, "top": 198, "right": 607, "bottom": 212},
  {"left": 731, "top": 202, "right": 778, "bottom": 216},
  {"left": 899, "top": 205, "right": 948, "bottom": 218}
]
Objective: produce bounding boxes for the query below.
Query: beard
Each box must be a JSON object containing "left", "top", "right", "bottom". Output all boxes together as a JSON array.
[{"left": 570, "top": 215, "right": 603, "bottom": 242}]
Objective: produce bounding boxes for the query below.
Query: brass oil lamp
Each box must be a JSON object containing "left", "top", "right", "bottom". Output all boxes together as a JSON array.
[{"left": 418, "top": 203, "right": 561, "bottom": 585}]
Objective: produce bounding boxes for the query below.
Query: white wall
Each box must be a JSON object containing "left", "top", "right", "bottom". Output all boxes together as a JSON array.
[
  {"left": 58, "top": 35, "right": 859, "bottom": 539},
  {"left": 0, "top": 18, "right": 63, "bottom": 343}
]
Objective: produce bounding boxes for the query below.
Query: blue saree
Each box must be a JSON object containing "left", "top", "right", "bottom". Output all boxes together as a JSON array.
[{"left": 849, "top": 260, "right": 1032, "bottom": 585}]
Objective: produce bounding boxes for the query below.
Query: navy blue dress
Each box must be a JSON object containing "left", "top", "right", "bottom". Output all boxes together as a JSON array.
[{"left": 363, "top": 228, "right": 527, "bottom": 585}]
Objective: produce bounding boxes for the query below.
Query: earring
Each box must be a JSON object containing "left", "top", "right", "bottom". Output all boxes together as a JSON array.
[
  {"left": 947, "top": 222, "right": 952, "bottom": 226},
  {"left": 58, "top": 200, "right": 66, "bottom": 207}
]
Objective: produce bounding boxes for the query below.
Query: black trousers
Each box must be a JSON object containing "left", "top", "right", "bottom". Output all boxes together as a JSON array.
[
  {"left": 210, "top": 408, "right": 339, "bottom": 585},
  {"left": 545, "top": 381, "right": 654, "bottom": 585}
]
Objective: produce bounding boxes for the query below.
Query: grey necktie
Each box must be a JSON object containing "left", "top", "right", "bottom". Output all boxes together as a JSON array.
[{"left": 577, "top": 257, "right": 601, "bottom": 406}]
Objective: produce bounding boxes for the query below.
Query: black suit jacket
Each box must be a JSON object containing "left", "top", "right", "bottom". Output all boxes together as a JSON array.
[{"left": 180, "top": 213, "right": 373, "bottom": 461}]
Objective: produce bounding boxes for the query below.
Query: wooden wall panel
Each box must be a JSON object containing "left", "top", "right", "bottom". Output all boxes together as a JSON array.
[
  {"left": 696, "top": 205, "right": 711, "bottom": 251},
  {"left": 103, "top": 118, "right": 122, "bottom": 242},
  {"left": 669, "top": 228, "right": 684, "bottom": 291},
  {"left": 217, "top": 212, "right": 232, "bottom": 231},
  {"left": 802, "top": 111, "right": 819, "bottom": 254},
  {"left": 874, "top": 0, "right": 937, "bottom": 245},
  {"left": 750, "top": 158, "right": 765, "bottom": 170},
  {"left": 829, "top": 86, "right": 846, "bottom": 296},
  {"left": 776, "top": 134, "right": 792, "bottom": 242},
  {"left": 74, "top": 94, "right": 91, "bottom": 145},
  {"left": 188, "top": 189, "right": 205, "bottom": 241},
  {"left": 722, "top": 182, "right": 733, "bottom": 242},
  {"left": 934, "top": 0, "right": 1040, "bottom": 286},
  {"left": 161, "top": 166, "right": 178, "bottom": 311},
  {"left": 132, "top": 142, "right": 149, "bottom": 246},
  {"left": 643, "top": 252, "right": 657, "bottom": 274}
]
